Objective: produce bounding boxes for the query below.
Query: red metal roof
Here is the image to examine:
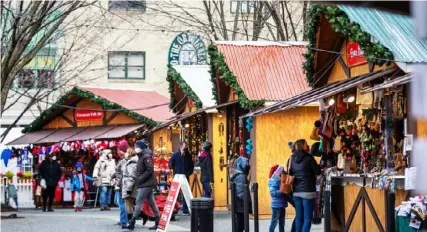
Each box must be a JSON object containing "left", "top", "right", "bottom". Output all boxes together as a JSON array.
[
  {"left": 215, "top": 41, "right": 310, "bottom": 101},
  {"left": 82, "top": 88, "right": 174, "bottom": 122}
]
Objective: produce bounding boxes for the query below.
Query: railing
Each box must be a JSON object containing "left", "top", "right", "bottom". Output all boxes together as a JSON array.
[{"left": 0, "top": 178, "right": 35, "bottom": 208}]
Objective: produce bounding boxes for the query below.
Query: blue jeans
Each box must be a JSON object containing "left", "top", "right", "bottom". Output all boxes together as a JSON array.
[
  {"left": 202, "top": 182, "right": 211, "bottom": 198},
  {"left": 270, "top": 207, "right": 285, "bottom": 232},
  {"left": 116, "top": 192, "right": 128, "bottom": 225},
  {"left": 100, "top": 186, "right": 112, "bottom": 207},
  {"left": 293, "top": 196, "right": 314, "bottom": 232}
]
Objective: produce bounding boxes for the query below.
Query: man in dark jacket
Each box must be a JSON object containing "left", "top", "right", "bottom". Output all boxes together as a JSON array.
[
  {"left": 124, "top": 140, "right": 159, "bottom": 231},
  {"left": 199, "top": 141, "right": 214, "bottom": 198},
  {"left": 39, "top": 153, "right": 62, "bottom": 212},
  {"left": 170, "top": 141, "right": 194, "bottom": 215},
  {"left": 230, "top": 156, "right": 252, "bottom": 232}
]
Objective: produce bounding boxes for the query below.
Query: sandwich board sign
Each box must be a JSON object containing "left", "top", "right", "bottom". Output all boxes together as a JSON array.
[{"left": 157, "top": 174, "right": 193, "bottom": 232}]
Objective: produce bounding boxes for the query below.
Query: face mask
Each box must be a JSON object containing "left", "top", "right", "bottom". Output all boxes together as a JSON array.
[
  {"left": 77, "top": 168, "right": 82, "bottom": 173},
  {"left": 135, "top": 147, "right": 142, "bottom": 154},
  {"left": 52, "top": 156, "right": 57, "bottom": 161}
]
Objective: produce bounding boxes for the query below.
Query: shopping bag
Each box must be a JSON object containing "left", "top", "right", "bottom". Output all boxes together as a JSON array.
[
  {"left": 9, "top": 198, "right": 17, "bottom": 209},
  {"left": 40, "top": 179, "right": 47, "bottom": 189}
]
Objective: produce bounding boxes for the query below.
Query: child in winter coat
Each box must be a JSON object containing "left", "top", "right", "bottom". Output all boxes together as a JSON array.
[
  {"left": 70, "top": 162, "right": 88, "bottom": 211},
  {"left": 268, "top": 165, "right": 288, "bottom": 232}
]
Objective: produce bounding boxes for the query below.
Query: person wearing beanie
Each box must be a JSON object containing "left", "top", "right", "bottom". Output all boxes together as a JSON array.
[
  {"left": 230, "top": 157, "right": 252, "bottom": 232},
  {"left": 93, "top": 149, "right": 114, "bottom": 211},
  {"left": 112, "top": 140, "right": 130, "bottom": 226},
  {"left": 268, "top": 164, "right": 288, "bottom": 232},
  {"left": 124, "top": 140, "right": 159, "bottom": 231},
  {"left": 70, "top": 162, "right": 88, "bottom": 212},
  {"left": 199, "top": 141, "right": 214, "bottom": 198}
]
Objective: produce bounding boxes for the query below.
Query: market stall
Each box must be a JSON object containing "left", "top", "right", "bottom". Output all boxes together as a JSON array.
[{"left": 4, "top": 87, "right": 173, "bottom": 207}]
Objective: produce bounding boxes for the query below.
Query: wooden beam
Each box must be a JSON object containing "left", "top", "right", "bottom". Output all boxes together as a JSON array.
[
  {"left": 369, "top": 63, "right": 375, "bottom": 73},
  {"left": 106, "top": 111, "right": 120, "bottom": 125},
  {"left": 338, "top": 56, "right": 351, "bottom": 79},
  {"left": 60, "top": 115, "right": 76, "bottom": 127}
]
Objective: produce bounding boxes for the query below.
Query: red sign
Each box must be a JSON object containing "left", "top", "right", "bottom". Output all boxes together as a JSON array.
[
  {"left": 347, "top": 42, "right": 367, "bottom": 67},
  {"left": 158, "top": 181, "right": 181, "bottom": 231},
  {"left": 74, "top": 110, "right": 104, "bottom": 122}
]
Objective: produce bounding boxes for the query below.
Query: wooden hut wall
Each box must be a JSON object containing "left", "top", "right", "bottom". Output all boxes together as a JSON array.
[
  {"left": 254, "top": 106, "right": 319, "bottom": 217},
  {"left": 43, "top": 98, "right": 139, "bottom": 129},
  {"left": 327, "top": 39, "right": 396, "bottom": 84},
  {"left": 417, "top": 119, "right": 427, "bottom": 137},
  {"left": 212, "top": 112, "right": 228, "bottom": 210}
]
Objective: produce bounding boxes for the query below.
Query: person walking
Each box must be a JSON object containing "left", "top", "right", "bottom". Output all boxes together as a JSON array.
[
  {"left": 287, "top": 139, "right": 321, "bottom": 232},
  {"left": 113, "top": 140, "right": 129, "bottom": 226},
  {"left": 39, "top": 153, "right": 62, "bottom": 212},
  {"left": 121, "top": 147, "right": 139, "bottom": 227},
  {"left": 93, "top": 149, "right": 114, "bottom": 211},
  {"left": 170, "top": 141, "right": 194, "bottom": 215},
  {"left": 124, "top": 140, "right": 159, "bottom": 231},
  {"left": 230, "top": 156, "right": 252, "bottom": 232},
  {"left": 199, "top": 141, "right": 213, "bottom": 198},
  {"left": 268, "top": 164, "right": 291, "bottom": 232}
]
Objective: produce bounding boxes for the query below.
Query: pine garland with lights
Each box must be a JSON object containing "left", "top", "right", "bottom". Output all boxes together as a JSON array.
[
  {"left": 303, "top": 5, "right": 394, "bottom": 86},
  {"left": 167, "top": 65, "right": 203, "bottom": 110},
  {"left": 23, "top": 87, "right": 159, "bottom": 133},
  {"left": 208, "top": 44, "right": 264, "bottom": 109}
]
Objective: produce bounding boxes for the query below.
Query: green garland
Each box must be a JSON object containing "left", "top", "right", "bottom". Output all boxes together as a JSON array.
[
  {"left": 23, "top": 87, "right": 159, "bottom": 133},
  {"left": 208, "top": 47, "right": 220, "bottom": 105},
  {"left": 208, "top": 44, "right": 264, "bottom": 109},
  {"left": 303, "top": 5, "right": 394, "bottom": 86},
  {"left": 167, "top": 65, "right": 203, "bottom": 111}
]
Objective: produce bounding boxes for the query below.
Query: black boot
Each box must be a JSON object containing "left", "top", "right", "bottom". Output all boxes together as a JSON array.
[
  {"left": 127, "top": 214, "right": 133, "bottom": 221},
  {"left": 123, "top": 218, "right": 136, "bottom": 231},
  {"left": 142, "top": 214, "right": 148, "bottom": 225},
  {"left": 148, "top": 216, "right": 159, "bottom": 230}
]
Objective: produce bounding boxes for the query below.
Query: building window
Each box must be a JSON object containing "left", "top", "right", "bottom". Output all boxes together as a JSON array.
[
  {"left": 14, "top": 52, "right": 56, "bottom": 89},
  {"left": 109, "top": 0, "right": 146, "bottom": 11},
  {"left": 108, "top": 51, "right": 145, "bottom": 80},
  {"left": 230, "top": 1, "right": 254, "bottom": 14}
]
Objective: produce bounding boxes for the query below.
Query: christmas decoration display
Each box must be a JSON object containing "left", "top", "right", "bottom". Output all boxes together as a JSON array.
[{"left": 167, "top": 65, "right": 203, "bottom": 110}]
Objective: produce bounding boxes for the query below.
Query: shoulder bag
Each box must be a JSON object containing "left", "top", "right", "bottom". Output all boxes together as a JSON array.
[{"left": 280, "top": 156, "right": 294, "bottom": 194}]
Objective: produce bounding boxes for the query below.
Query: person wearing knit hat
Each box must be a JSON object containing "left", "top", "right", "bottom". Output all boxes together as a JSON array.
[
  {"left": 93, "top": 148, "right": 114, "bottom": 211},
  {"left": 118, "top": 140, "right": 129, "bottom": 153},
  {"left": 268, "top": 164, "right": 287, "bottom": 232},
  {"left": 124, "top": 140, "right": 159, "bottom": 230},
  {"left": 199, "top": 141, "right": 213, "bottom": 198},
  {"left": 71, "top": 161, "right": 88, "bottom": 212}
]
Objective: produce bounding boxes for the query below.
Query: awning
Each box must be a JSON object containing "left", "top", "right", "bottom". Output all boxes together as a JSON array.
[
  {"left": 7, "top": 124, "right": 146, "bottom": 145},
  {"left": 36, "top": 127, "right": 87, "bottom": 144},
  {"left": 360, "top": 73, "right": 412, "bottom": 93},
  {"left": 66, "top": 125, "right": 117, "bottom": 141},
  {"left": 95, "top": 124, "right": 145, "bottom": 139},
  {"left": 7, "top": 129, "right": 57, "bottom": 145},
  {"left": 152, "top": 100, "right": 238, "bottom": 131},
  {"left": 242, "top": 68, "right": 399, "bottom": 118}
]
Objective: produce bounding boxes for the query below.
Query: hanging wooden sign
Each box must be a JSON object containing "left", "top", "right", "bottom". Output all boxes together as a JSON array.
[
  {"left": 347, "top": 42, "right": 367, "bottom": 67},
  {"left": 75, "top": 110, "right": 104, "bottom": 121}
]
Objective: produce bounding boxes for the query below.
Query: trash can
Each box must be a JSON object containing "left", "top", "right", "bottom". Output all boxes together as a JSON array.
[{"left": 191, "top": 197, "right": 214, "bottom": 232}]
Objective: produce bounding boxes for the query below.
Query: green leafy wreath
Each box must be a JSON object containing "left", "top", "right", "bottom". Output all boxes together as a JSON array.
[
  {"left": 23, "top": 87, "right": 159, "bottom": 133},
  {"left": 303, "top": 5, "right": 394, "bottom": 86},
  {"left": 208, "top": 44, "right": 264, "bottom": 109},
  {"left": 167, "top": 65, "right": 203, "bottom": 111}
]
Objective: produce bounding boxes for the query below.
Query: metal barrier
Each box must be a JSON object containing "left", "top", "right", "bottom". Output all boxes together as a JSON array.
[{"left": 230, "top": 182, "right": 259, "bottom": 232}]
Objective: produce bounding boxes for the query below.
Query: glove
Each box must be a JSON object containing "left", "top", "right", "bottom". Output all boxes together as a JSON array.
[{"left": 126, "top": 191, "right": 132, "bottom": 195}]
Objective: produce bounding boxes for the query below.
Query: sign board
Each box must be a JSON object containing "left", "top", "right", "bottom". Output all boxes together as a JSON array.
[
  {"left": 347, "top": 42, "right": 367, "bottom": 67},
  {"left": 168, "top": 32, "right": 207, "bottom": 66},
  {"left": 157, "top": 174, "right": 193, "bottom": 232},
  {"left": 74, "top": 110, "right": 104, "bottom": 122}
]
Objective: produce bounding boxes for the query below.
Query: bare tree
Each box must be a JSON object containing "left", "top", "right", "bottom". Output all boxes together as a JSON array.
[
  {"left": 130, "top": 0, "right": 308, "bottom": 42},
  {"left": 0, "top": 1, "right": 141, "bottom": 141}
]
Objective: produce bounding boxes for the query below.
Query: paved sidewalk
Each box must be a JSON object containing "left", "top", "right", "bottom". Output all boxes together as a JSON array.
[{"left": 0, "top": 208, "right": 323, "bottom": 232}]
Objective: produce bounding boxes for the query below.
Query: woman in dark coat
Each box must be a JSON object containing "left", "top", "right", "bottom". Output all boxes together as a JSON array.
[
  {"left": 230, "top": 156, "right": 252, "bottom": 232},
  {"left": 287, "top": 139, "right": 321, "bottom": 232},
  {"left": 199, "top": 141, "right": 214, "bottom": 198}
]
